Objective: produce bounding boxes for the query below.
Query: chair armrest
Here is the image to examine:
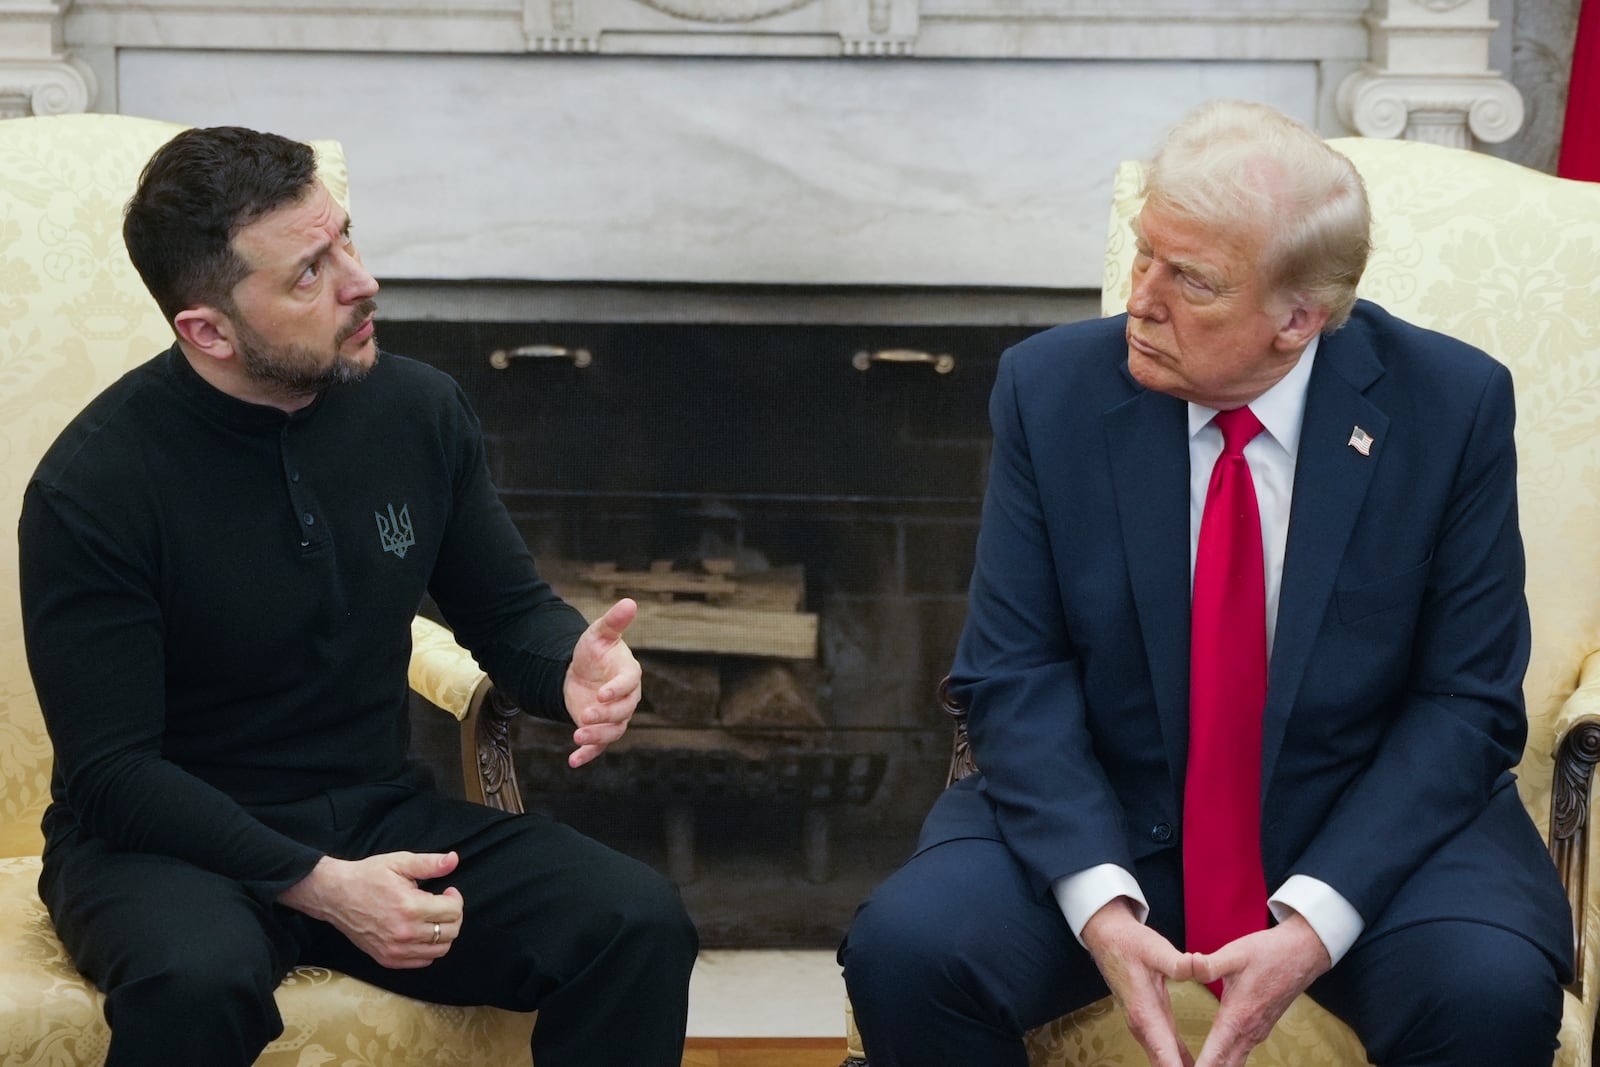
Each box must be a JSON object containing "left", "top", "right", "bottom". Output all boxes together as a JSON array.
[
  {"left": 1547, "top": 649, "right": 1600, "bottom": 999},
  {"left": 408, "top": 616, "right": 526, "bottom": 815},
  {"left": 409, "top": 616, "right": 488, "bottom": 721},
  {"left": 940, "top": 677, "right": 978, "bottom": 786}
]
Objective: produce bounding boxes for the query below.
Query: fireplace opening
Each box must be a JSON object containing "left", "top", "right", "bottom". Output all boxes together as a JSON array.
[{"left": 399, "top": 315, "right": 1045, "bottom": 947}]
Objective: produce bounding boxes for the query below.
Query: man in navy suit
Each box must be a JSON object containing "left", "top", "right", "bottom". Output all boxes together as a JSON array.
[{"left": 841, "top": 100, "right": 1573, "bottom": 1067}]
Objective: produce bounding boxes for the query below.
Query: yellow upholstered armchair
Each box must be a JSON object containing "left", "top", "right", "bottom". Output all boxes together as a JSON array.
[
  {"left": 0, "top": 114, "right": 536, "bottom": 1065},
  {"left": 845, "top": 139, "right": 1600, "bottom": 1065}
]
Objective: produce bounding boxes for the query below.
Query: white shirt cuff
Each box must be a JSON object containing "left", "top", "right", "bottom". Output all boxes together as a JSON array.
[
  {"left": 1052, "top": 864, "right": 1150, "bottom": 945},
  {"left": 1269, "top": 875, "right": 1365, "bottom": 966}
]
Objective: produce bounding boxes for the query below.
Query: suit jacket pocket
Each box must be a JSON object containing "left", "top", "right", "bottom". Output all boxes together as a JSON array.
[{"left": 1335, "top": 554, "right": 1432, "bottom": 624}]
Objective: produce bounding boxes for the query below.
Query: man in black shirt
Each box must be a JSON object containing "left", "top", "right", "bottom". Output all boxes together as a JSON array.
[{"left": 19, "top": 126, "right": 697, "bottom": 1066}]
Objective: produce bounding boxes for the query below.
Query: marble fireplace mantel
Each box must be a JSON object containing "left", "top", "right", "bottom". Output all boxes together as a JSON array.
[{"left": 2, "top": 1, "right": 1524, "bottom": 298}]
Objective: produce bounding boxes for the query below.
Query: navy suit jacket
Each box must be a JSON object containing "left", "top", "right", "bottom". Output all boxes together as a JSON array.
[{"left": 923, "top": 300, "right": 1572, "bottom": 975}]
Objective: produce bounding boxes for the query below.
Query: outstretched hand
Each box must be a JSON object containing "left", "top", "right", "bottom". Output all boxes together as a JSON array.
[
  {"left": 279, "top": 850, "right": 464, "bottom": 969},
  {"left": 562, "top": 597, "right": 643, "bottom": 768},
  {"left": 1082, "top": 898, "right": 1198, "bottom": 1067}
]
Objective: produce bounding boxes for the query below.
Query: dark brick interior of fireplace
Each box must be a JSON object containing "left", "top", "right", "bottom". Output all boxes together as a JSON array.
[{"left": 396, "top": 316, "right": 1043, "bottom": 947}]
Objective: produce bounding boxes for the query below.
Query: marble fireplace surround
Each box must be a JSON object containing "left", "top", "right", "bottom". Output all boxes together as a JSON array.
[{"left": 7, "top": 0, "right": 1523, "bottom": 305}]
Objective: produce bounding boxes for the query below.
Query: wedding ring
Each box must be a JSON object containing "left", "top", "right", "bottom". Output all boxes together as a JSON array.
[{"left": 431, "top": 922, "right": 441, "bottom": 945}]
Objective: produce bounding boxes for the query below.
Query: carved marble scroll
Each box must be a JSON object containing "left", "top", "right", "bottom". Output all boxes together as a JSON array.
[
  {"left": 1338, "top": 0, "right": 1523, "bottom": 147},
  {"left": 0, "top": 58, "right": 93, "bottom": 117},
  {"left": 0, "top": 0, "right": 95, "bottom": 116}
]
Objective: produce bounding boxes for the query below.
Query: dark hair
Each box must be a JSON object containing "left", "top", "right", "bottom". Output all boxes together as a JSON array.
[{"left": 123, "top": 126, "right": 318, "bottom": 326}]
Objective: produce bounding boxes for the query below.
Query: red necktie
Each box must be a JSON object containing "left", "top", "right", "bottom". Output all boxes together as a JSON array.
[{"left": 1184, "top": 405, "right": 1268, "bottom": 995}]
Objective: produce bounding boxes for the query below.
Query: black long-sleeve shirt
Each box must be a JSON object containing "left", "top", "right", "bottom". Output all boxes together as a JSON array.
[{"left": 19, "top": 345, "right": 587, "bottom": 896}]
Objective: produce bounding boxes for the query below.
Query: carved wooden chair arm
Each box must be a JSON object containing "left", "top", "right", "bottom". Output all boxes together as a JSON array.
[
  {"left": 408, "top": 615, "right": 526, "bottom": 816},
  {"left": 940, "top": 676, "right": 978, "bottom": 786},
  {"left": 458, "top": 680, "right": 527, "bottom": 815},
  {"left": 1547, "top": 649, "right": 1600, "bottom": 1000}
]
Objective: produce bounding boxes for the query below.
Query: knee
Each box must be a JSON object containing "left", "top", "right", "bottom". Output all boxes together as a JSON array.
[
  {"left": 842, "top": 894, "right": 930, "bottom": 978},
  {"left": 841, "top": 892, "right": 968, "bottom": 1013},
  {"left": 1424, "top": 948, "right": 1560, "bottom": 1060},
  {"left": 1361, "top": 930, "right": 1562, "bottom": 1066},
  {"left": 103, "top": 940, "right": 282, "bottom": 1060},
  {"left": 596, "top": 864, "right": 699, "bottom": 975},
  {"left": 114, "top": 939, "right": 279, "bottom": 1016}
]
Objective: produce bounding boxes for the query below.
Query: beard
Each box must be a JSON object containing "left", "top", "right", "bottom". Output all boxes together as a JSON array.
[{"left": 234, "top": 299, "right": 379, "bottom": 397}]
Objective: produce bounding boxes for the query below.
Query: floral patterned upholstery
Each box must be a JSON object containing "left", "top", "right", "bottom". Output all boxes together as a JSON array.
[
  {"left": 409, "top": 615, "right": 489, "bottom": 722},
  {"left": 0, "top": 113, "right": 533, "bottom": 1065}
]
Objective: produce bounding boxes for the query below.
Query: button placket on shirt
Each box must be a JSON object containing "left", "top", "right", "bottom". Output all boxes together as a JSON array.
[{"left": 281, "top": 425, "right": 320, "bottom": 549}]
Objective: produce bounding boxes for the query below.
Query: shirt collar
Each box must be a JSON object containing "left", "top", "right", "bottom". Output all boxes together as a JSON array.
[
  {"left": 1186, "top": 333, "right": 1319, "bottom": 458},
  {"left": 162, "top": 341, "right": 332, "bottom": 429}
]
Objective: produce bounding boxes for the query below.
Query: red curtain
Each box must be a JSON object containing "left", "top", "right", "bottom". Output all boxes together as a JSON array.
[{"left": 1561, "top": 0, "right": 1600, "bottom": 179}]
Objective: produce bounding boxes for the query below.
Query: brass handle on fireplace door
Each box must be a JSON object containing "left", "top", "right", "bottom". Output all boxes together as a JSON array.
[
  {"left": 852, "top": 348, "right": 955, "bottom": 375},
  {"left": 488, "top": 345, "right": 594, "bottom": 370}
]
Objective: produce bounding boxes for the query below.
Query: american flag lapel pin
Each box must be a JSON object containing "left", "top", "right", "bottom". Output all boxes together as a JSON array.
[{"left": 1347, "top": 425, "right": 1374, "bottom": 456}]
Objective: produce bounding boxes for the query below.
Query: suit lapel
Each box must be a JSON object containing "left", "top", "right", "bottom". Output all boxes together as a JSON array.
[
  {"left": 1102, "top": 324, "right": 1390, "bottom": 796},
  {"left": 1261, "top": 329, "right": 1388, "bottom": 789},
  {"left": 1104, "top": 383, "right": 1193, "bottom": 791}
]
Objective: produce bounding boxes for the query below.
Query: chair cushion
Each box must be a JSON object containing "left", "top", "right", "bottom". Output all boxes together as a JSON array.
[
  {"left": 1021, "top": 981, "right": 1589, "bottom": 1066},
  {"left": 1023, "top": 984, "right": 1367, "bottom": 1065},
  {"left": 848, "top": 976, "right": 1589, "bottom": 1065},
  {"left": 0, "top": 855, "right": 535, "bottom": 1065},
  {"left": 0, "top": 856, "right": 108, "bottom": 1064}
]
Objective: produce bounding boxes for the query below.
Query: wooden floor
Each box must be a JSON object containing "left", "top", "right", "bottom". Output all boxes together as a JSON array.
[{"left": 682, "top": 1037, "right": 846, "bottom": 1066}]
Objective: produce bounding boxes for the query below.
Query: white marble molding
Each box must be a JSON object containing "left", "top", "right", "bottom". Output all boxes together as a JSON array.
[
  {"left": 0, "top": 0, "right": 95, "bottom": 118},
  {"left": 1337, "top": 0, "right": 1523, "bottom": 148},
  {"left": 0, "top": 2, "right": 1529, "bottom": 287},
  {"left": 114, "top": 51, "right": 1318, "bottom": 288}
]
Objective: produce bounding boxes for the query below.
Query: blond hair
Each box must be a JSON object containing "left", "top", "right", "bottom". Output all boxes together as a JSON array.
[{"left": 1142, "top": 99, "right": 1371, "bottom": 330}]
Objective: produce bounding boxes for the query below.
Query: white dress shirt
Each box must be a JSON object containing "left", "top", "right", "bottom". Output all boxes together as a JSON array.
[{"left": 1051, "top": 334, "right": 1365, "bottom": 966}]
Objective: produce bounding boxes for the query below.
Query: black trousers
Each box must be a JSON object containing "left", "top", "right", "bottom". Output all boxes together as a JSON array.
[
  {"left": 841, "top": 837, "right": 1564, "bottom": 1067},
  {"left": 40, "top": 776, "right": 699, "bottom": 1067}
]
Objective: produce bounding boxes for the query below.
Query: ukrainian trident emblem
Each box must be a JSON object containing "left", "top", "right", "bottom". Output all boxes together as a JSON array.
[{"left": 375, "top": 503, "right": 415, "bottom": 559}]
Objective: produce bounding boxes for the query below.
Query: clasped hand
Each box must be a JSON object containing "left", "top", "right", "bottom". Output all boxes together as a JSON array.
[
  {"left": 279, "top": 850, "right": 465, "bottom": 970},
  {"left": 562, "top": 597, "right": 643, "bottom": 769},
  {"left": 1081, "top": 900, "right": 1331, "bottom": 1067}
]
